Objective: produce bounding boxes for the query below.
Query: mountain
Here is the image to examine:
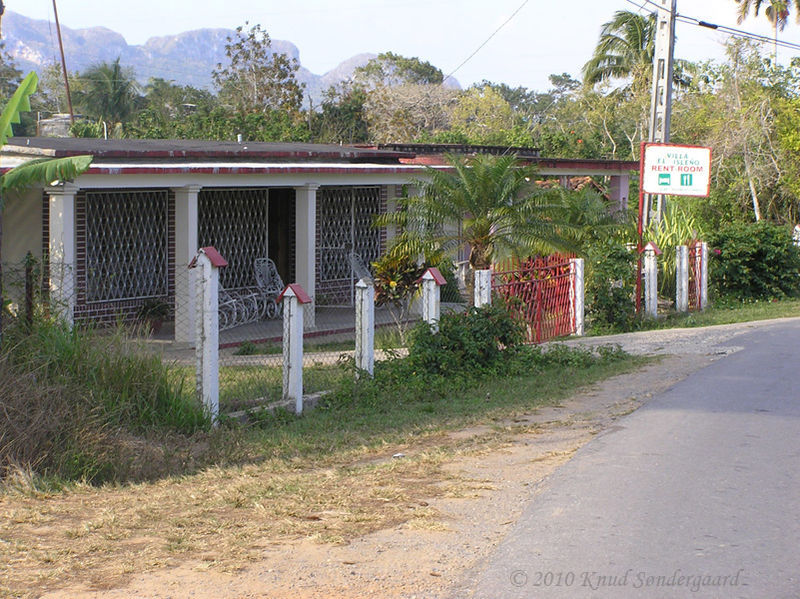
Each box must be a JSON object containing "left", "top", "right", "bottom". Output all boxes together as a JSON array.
[{"left": 2, "top": 11, "right": 388, "bottom": 104}]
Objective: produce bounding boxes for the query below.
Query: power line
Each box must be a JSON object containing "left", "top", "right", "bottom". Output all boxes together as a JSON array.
[{"left": 442, "top": 0, "right": 530, "bottom": 85}]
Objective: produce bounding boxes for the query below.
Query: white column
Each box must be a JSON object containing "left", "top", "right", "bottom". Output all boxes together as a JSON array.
[
  {"left": 355, "top": 278, "right": 375, "bottom": 377},
  {"left": 610, "top": 175, "right": 630, "bottom": 214},
  {"left": 46, "top": 183, "right": 79, "bottom": 326},
  {"left": 194, "top": 252, "right": 220, "bottom": 424},
  {"left": 644, "top": 247, "right": 658, "bottom": 318},
  {"left": 474, "top": 269, "right": 492, "bottom": 308},
  {"left": 174, "top": 185, "right": 200, "bottom": 344},
  {"left": 295, "top": 184, "right": 319, "bottom": 329},
  {"left": 676, "top": 245, "right": 689, "bottom": 313},
  {"left": 700, "top": 242, "right": 709, "bottom": 311},
  {"left": 282, "top": 286, "right": 305, "bottom": 413},
  {"left": 570, "top": 258, "right": 585, "bottom": 336},
  {"left": 421, "top": 270, "right": 442, "bottom": 332}
]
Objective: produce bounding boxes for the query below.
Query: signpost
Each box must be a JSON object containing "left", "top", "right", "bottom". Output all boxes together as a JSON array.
[{"left": 636, "top": 142, "right": 711, "bottom": 314}]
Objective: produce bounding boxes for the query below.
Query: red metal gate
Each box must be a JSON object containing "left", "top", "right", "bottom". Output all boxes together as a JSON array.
[
  {"left": 492, "top": 255, "right": 575, "bottom": 343},
  {"left": 688, "top": 240, "right": 703, "bottom": 311}
]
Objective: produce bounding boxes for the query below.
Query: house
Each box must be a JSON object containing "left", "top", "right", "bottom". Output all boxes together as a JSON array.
[{"left": 0, "top": 138, "right": 636, "bottom": 344}]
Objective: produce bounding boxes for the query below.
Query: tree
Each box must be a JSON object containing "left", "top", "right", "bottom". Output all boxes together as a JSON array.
[
  {"left": 377, "top": 154, "right": 575, "bottom": 276},
  {"left": 0, "top": 73, "right": 92, "bottom": 344},
  {"left": 353, "top": 52, "right": 444, "bottom": 88},
  {"left": 582, "top": 10, "right": 655, "bottom": 88},
  {"left": 363, "top": 83, "right": 457, "bottom": 143},
  {"left": 76, "top": 58, "right": 141, "bottom": 124},
  {"left": 735, "top": 0, "right": 800, "bottom": 57},
  {"left": 212, "top": 22, "right": 304, "bottom": 114}
]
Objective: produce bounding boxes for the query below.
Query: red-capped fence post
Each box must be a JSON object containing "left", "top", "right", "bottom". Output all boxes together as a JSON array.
[
  {"left": 420, "top": 267, "right": 446, "bottom": 333},
  {"left": 190, "top": 246, "right": 228, "bottom": 425},
  {"left": 279, "top": 283, "right": 312, "bottom": 414}
]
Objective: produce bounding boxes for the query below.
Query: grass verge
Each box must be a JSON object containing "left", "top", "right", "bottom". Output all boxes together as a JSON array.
[{"left": 0, "top": 342, "right": 647, "bottom": 597}]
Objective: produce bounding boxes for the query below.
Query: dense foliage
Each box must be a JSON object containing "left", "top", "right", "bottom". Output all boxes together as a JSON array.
[{"left": 708, "top": 222, "right": 800, "bottom": 300}]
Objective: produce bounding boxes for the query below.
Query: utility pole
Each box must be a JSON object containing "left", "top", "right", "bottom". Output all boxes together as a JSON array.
[
  {"left": 52, "top": 0, "right": 75, "bottom": 125},
  {"left": 646, "top": 0, "right": 677, "bottom": 226}
]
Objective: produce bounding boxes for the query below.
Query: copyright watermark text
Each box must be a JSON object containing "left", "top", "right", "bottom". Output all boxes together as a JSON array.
[{"left": 508, "top": 568, "right": 746, "bottom": 593}]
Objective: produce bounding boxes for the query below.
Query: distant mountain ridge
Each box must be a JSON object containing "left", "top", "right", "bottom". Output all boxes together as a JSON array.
[{"left": 2, "top": 10, "right": 392, "bottom": 104}]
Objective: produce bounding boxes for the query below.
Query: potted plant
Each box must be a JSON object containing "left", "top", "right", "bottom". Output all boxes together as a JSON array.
[{"left": 136, "top": 298, "right": 170, "bottom": 335}]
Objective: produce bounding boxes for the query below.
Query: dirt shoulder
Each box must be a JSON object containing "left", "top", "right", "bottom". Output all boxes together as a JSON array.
[{"left": 9, "top": 319, "right": 794, "bottom": 599}]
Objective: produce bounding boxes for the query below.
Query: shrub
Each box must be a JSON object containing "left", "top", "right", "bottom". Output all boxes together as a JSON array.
[
  {"left": 708, "top": 222, "right": 800, "bottom": 300},
  {"left": 586, "top": 240, "right": 637, "bottom": 332},
  {"left": 405, "top": 303, "right": 524, "bottom": 376}
]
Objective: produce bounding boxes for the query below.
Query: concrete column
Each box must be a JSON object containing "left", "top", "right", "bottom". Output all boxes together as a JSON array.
[
  {"left": 46, "top": 183, "right": 79, "bottom": 326},
  {"left": 281, "top": 284, "right": 311, "bottom": 414},
  {"left": 610, "top": 174, "right": 630, "bottom": 214},
  {"left": 474, "top": 269, "right": 492, "bottom": 308},
  {"left": 295, "top": 184, "right": 319, "bottom": 329},
  {"left": 355, "top": 278, "right": 375, "bottom": 377},
  {"left": 174, "top": 185, "right": 200, "bottom": 344},
  {"left": 644, "top": 248, "right": 658, "bottom": 319},
  {"left": 192, "top": 247, "right": 227, "bottom": 425},
  {"left": 421, "top": 269, "right": 443, "bottom": 332},
  {"left": 676, "top": 245, "right": 689, "bottom": 313},
  {"left": 700, "top": 242, "right": 709, "bottom": 311},
  {"left": 570, "top": 258, "right": 585, "bottom": 336}
]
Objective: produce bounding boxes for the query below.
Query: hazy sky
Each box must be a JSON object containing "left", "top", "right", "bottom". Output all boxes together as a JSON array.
[{"left": 10, "top": 0, "right": 800, "bottom": 91}]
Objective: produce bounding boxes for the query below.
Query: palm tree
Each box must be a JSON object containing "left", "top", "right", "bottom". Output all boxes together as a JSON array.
[
  {"left": 377, "top": 154, "right": 577, "bottom": 275},
  {"left": 77, "top": 57, "right": 140, "bottom": 124},
  {"left": 1, "top": 72, "right": 92, "bottom": 344},
  {"left": 735, "top": 0, "right": 800, "bottom": 58},
  {"left": 582, "top": 10, "right": 656, "bottom": 89}
]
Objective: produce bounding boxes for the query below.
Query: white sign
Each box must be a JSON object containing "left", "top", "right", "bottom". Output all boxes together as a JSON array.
[{"left": 642, "top": 144, "right": 711, "bottom": 197}]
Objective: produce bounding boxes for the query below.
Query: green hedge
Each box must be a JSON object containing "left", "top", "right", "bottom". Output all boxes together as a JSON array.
[{"left": 709, "top": 222, "right": 800, "bottom": 300}]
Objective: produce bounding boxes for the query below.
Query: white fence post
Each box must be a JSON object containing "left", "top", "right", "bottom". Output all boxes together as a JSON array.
[
  {"left": 570, "top": 258, "right": 585, "bottom": 336},
  {"left": 280, "top": 283, "right": 312, "bottom": 414},
  {"left": 355, "top": 278, "right": 375, "bottom": 377},
  {"left": 676, "top": 245, "right": 689, "bottom": 313},
  {"left": 420, "top": 267, "right": 446, "bottom": 332},
  {"left": 643, "top": 242, "right": 661, "bottom": 319},
  {"left": 700, "top": 241, "right": 709, "bottom": 310},
  {"left": 474, "top": 269, "right": 492, "bottom": 308},
  {"left": 190, "top": 246, "right": 228, "bottom": 425}
]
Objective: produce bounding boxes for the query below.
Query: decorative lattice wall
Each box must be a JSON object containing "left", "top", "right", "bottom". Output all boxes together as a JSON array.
[
  {"left": 198, "top": 188, "right": 269, "bottom": 290},
  {"left": 317, "top": 186, "right": 383, "bottom": 306},
  {"left": 84, "top": 189, "right": 169, "bottom": 302}
]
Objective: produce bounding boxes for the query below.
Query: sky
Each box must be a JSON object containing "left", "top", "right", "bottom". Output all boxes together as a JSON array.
[{"left": 9, "top": 0, "right": 800, "bottom": 91}]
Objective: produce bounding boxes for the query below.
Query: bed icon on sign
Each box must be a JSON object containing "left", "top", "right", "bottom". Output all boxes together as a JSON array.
[{"left": 658, "top": 173, "right": 671, "bottom": 186}]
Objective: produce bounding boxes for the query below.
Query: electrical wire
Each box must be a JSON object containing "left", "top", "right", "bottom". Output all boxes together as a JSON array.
[{"left": 442, "top": 0, "right": 530, "bottom": 85}]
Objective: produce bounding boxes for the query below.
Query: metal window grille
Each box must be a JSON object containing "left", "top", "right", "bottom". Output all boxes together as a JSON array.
[
  {"left": 85, "top": 189, "right": 168, "bottom": 302},
  {"left": 317, "top": 186, "right": 382, "bottom": 306},
  {"left": 492, "top": 255, "right": 576, "bottom": 344},
  {"left": 688, "top": 240, "right": 703, "bottom": 311},
  {"left": 198, "top": 188, "right": 268, "bottom": 290}
]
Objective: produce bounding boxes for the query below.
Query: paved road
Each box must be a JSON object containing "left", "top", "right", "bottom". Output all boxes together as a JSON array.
[{"left": 455, "top": 320, "right": 800, "bottom": 598}]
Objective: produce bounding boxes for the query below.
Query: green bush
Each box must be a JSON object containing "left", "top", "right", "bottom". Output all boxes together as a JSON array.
[
  {"left": 708, "top": 222, "right": 800, "bottom": 300},
  {"left": 586, "top": 240, "right": 637, "bottom": 332},
  {"left": 405, "top": 303, "right": 524, "bottom": 377}
]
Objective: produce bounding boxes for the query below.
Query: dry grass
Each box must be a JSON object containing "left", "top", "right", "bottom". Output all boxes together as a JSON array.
[{"left": 0, "top": 431, "right": 490, "bottom": 598}]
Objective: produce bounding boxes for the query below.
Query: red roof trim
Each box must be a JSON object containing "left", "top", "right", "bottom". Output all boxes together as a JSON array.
[
  {"left": 189, "top": 246, "right": 228, "bottom": 268},
  {"left": 278, "top": 283, "right": 313, "bottom": 305},
  {"left": 84, "top": 165, "right": 421, "bottom": 176},
  {"left": 418, "top": 267, "right": 447, "bottom": 286}
]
